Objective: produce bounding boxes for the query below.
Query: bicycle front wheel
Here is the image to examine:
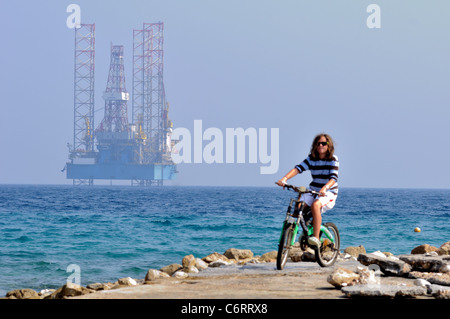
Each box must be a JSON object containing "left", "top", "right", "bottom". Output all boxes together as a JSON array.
[
  {"left": 277, "top": 223, "right": 294, "bottom": 270},
  {"left": 315, "top": 222, "right": 340, "bottom": 267}
]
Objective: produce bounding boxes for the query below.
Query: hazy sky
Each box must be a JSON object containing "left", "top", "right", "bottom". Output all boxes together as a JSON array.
[{"left": 1, "top": 0, "right": 449, "bottom": 188}]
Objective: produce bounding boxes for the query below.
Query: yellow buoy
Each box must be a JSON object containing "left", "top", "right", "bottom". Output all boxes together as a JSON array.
[{"left": 414, "top": 227, "right": 421, "bottom": 233}]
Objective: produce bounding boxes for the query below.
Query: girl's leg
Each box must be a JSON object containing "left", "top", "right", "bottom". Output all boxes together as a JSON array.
[{"left": 311, "top": 199, "right": 322, "bottom": 239}]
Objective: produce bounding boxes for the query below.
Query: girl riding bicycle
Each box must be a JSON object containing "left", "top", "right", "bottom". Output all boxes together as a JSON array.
[{"left": 276, "top": 133, "right": 339, "bottom": 248}]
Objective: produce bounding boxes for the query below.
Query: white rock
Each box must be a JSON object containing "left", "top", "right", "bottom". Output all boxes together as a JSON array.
[
  {"left": 370, "top": 251, "right": 387, "bottom": 258},
  {"left": 118, "top": 277, "right": 137, "bottom": 286},
  {"left": 414, "top": 279, "right": 431, "bottom": 287},
  {"left": 172, "top": 271, "right": 188, "bottom": 278},
  {"left": 439, "top": 264, "right": 450, "bottom": 273},
  {"left": 195, "top": 258, "right": 208, "bottom": 271},
  {"left": 185, "top": 266, "right": 199, "bottom": 273}
]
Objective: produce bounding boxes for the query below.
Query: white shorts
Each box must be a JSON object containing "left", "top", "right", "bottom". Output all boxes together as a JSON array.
[{"left": 300, "top": 191, "right": 337, "bottom": 214}]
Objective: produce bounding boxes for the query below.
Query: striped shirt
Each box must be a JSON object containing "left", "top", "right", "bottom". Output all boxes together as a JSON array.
[{"left": 295, "top": 155, "right": 339, "bottom": 194}]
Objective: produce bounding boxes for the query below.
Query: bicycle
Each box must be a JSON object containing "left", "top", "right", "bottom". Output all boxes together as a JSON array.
[{"left": 276, "top": 183, "right": 340, "bottom": 269}]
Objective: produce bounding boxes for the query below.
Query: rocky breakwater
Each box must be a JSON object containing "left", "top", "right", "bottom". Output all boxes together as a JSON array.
[
  {"left": 4, "top": 248, "right": 277, "bottom": 299},
  {"left": 327, "top": 241, "right": 450, "bottom": 299}
]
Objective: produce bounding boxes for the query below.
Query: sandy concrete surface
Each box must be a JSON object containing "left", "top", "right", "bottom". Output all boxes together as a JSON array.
[{"left": 72, "top": 260, "right": 423, "bottom": 299}]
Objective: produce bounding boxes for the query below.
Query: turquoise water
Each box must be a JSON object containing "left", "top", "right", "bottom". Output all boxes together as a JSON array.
[{"left": 0, "top": 185, "right": 448, "bottom": 296}]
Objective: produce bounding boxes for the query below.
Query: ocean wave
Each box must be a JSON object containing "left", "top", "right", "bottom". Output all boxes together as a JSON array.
[{"left": 15, "top": 235, "right": 33, "bottom": 242}]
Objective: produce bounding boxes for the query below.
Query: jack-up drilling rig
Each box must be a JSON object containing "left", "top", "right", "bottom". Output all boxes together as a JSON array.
[{"left": 65, "top": 23, "right": 176, "bottom": 185}]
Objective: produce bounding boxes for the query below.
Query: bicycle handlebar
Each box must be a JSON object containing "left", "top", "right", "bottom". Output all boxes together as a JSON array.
[{"left": 275, "top": 182, "right": 321, "bottom": 195}]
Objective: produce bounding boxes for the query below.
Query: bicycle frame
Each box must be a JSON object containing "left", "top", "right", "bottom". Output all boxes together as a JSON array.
[{"left": 279, "top": 188, "right": 336, "bottom": 247}]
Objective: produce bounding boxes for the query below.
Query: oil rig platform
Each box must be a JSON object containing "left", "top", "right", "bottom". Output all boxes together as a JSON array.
[{"left": 64, "top": 23, "right": 177, "bottom": 185}]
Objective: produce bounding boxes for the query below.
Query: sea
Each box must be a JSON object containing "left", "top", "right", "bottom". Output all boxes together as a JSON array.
[{"left": 0, "top": 184, "right": 449, "bottom": 296}]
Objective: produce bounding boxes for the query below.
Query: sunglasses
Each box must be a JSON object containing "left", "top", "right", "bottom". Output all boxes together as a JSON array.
[{"left": 316, "top": 141, "right": 328, "bottom": 146}]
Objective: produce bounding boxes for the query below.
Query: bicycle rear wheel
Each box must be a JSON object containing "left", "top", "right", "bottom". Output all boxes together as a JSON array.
[
  {"left": 277, "top": 223, "right": 294, "bottom": 270},
  {"left": 314, "top": 222, "right": 340, "bottom": 267}
]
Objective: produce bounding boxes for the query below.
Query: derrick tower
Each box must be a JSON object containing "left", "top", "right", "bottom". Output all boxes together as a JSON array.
[
  {"left": 68, "top": 23, "right": 96, "bottom": 185},
  {"left": 133, "top": 22, "right": 174, "bottom": 185},
  {"left": 95, "top": 45, "right": 134, "bottom": 165}
]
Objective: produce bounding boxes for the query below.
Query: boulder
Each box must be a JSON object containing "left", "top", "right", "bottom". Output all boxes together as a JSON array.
[
  {"left": 223, "top": 248, "right": 254, "bottom": 261},
  {"left": 438, "top": 241, "right": 450, "bottom": 256},
  {"left": 195, "top": 258, "right": 208, "bottom": 271},
  {"left": 344, "top": 245, "right": 366, "bottom": 258},
  {"left": 172, "top": 270, "right": 188, "bottom": 278},
  {"left": 6, "top": 288, "right": 40, "bottom": 299},
  {"left": 46, "top": 282, "right": 92, "bottom": 299},
  {"left": 184, "top": 266, "right": 199, "bottom": 273},
  {"left": 145, "top": 269, "right": 170, "bottom": 282},
  {"left": 357, "top": 253, "right": 412, "bottom": 276},
  {"left": 117, "top": 277, "right": 137, "bottom": 286},
  {"left": 327, "top": 268, "right": 360, "bottom": 288},
  {"left": 160, "top": 263, "right": 183, "bottom": 276},
  {"left": 202, "top": 252, "right": 230, "bottom": 264},
  {"left": 258, "top": 251, "right": 277, "bottom": 263},
  {"left": 408, "top": 271, "right": 450, "bottom": 286},
  {"left": 86, "top": 282, "right": 113, "bottom": 291},
  {"left": 300, "top": 248, "right": 316, "bottom": 262},
  {"left": 398, "top": 254, "right": 450, "bottom": 272},
  {"left": 39, "top": 289, "right": 56, "bottom": 298},
  {"left": 356, "top": 266, "right": 379, "bottom": 286},
  {"left": 411, "top": 244, "right": 439, "bottom": 255},
  {"left": 430, "top": 285, "right": 450, "bottom": 299},
  {"left": 290, "top": 251, "right": 303, "bottom": 262},
  {"left": 182, "top": 254, "right": 196, "bottom": 269}
]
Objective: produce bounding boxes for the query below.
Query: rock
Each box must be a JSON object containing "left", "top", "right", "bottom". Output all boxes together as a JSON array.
[
  {"left": 181, "top": 255, "right": 199, "bottom": 273},
  {"left": 414, "top": 278, "right": 431, "bottom": 288},
  {"left": 117, "top": 277, "right": 137, "bottom": 286},
  {"left": 408, "top": 271, "right": 450, "bottom": 286},
  {"left": 398, "top": 254, "right": 450, "bottom": 272},
  {"left": 39, "top": 289, "right": 55, "bottom": 298},
  {"left": 195, "top": 258, "right": 208, "bottom": 271},
  {"left": 369, "top": 250, "right": 389, "bottom": 258},
  {"left": 172, "top": 270, "right": 188, "bottom": 278},
  {"left": 338, "top": 253, "right": 356, "bottom": 261},
  {"left": 344, "top": 245, "right": 366, "bottom": 258},
  {"left": 6, "top": 288, "right": 40, "bottom": 299},
  {"left": 440, "top": 264, "right": 450, "bottom": 273},
  {"left": 290, "top": 251, "right": 303, "bottom": 262},
  {"left": 209, "top": 260, "right": 232, "bottom": 267},
  {"left": 86, "top": 282, "right": 113, "bottom": 290},
  {"left": 301, "top": 248, "right": 316, "bottom": 262},
  {"left": 341, "top": 284, "right": 427, "bottom": 298},
  {"left": 438, "top": 241, "right": 450, "bottom": 256},
  {"left": 202, "top": 252, "right": 230, "bottom": 264},
  {"left": 411, "top": 244, "right": 439, "bottom": 255},
  {"left": 224, "top": 248, "right": 254, "bottom": 261},
  {"left": 184, "top": 266, "right": 199, "bottom": 273},
  {"left": 357, "top": 253, "right": 412, "bottom": 276},
  {"left": 160, "top": 263, "right": 183, "bottom": 276},
  {"left": 356, "top": 266, "right": 379, "bottom": 286},
  {"left": 259, "top": 251, "right": 277, "bottom": 262},
  {"left": 430, "top": 285, "right": 450, "bottom": 299},
  {"left": 327, "top": 268, "right": 360, "bottom": 288},
  {"left": 182, "top": 254, "right": 196, "bottom": 269},
  {"left": 46, "top": 282, "right": 92, "bottom": 299},
  {"left": 145, "top": 269, "right": 168, "bottom": 281}
]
